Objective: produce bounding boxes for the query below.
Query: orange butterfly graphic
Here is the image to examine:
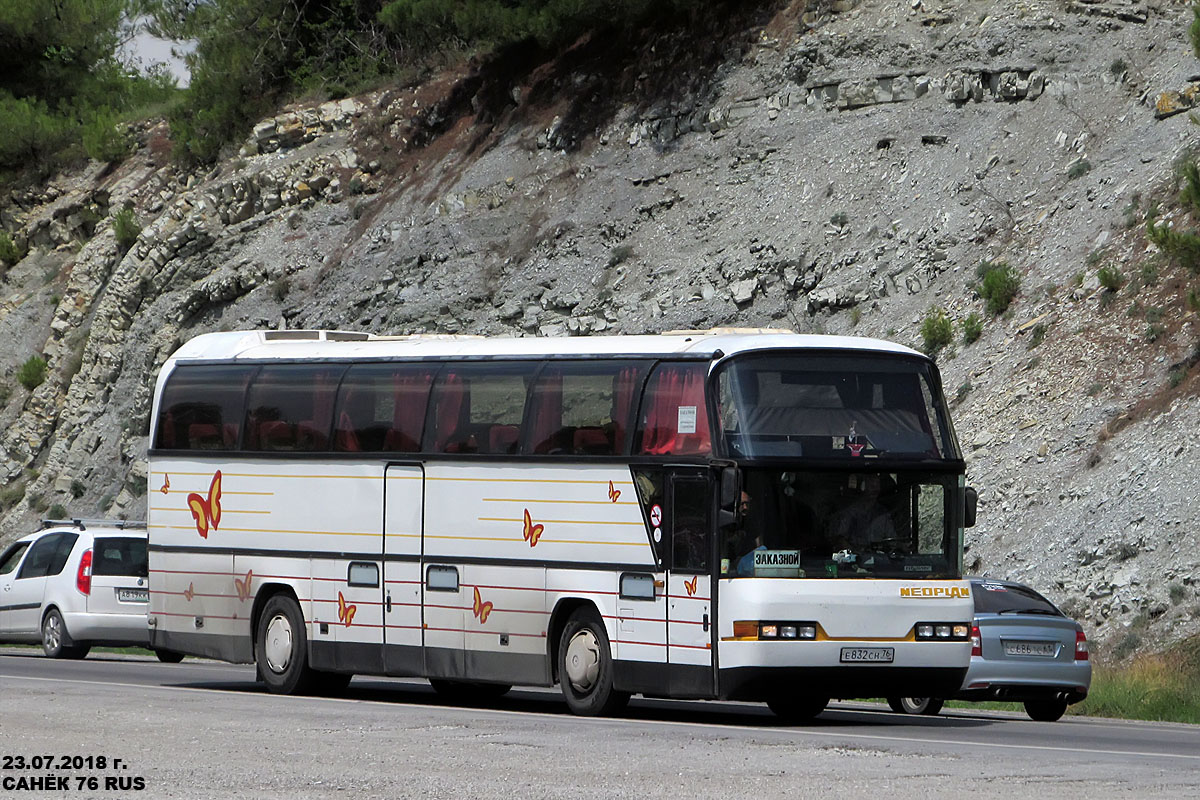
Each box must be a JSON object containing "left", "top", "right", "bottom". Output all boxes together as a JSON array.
[
  {"left": 337, "top": 591, "right": 357, "bottom": 627},
  {"left": 186, "top": 471, "right": 222, "bottom": 539},
  {"left": 182, "top": 582, "right": 195, "bottom": 602},
  {"left": 234, "top": 569, "right": 253, "bottom": 602},
  {"left": 159, "top": 474, "right": 170, "bottom": 495},
  {"left": 522, "top": 509, "right": 544, "bottom": 547},
  {"left": 472, "top": 586, "right": 493, "bottom": 624},
  {"left": 607, "top": 480, "right": 621, "bottom": 503},
  {"left": 684, "top": 576, "right": 698, "bottom": 596}
]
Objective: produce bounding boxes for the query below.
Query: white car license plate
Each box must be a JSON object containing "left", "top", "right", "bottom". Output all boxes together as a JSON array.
[
  {"left": 1003, "top": 641, "right": 1056, "bottom": 657},
  {"left": 840, "top": 647, "right": 894, "bottom": 663},
  {"left": 117, "top": 588, "right": 149, "bottom": 603}
]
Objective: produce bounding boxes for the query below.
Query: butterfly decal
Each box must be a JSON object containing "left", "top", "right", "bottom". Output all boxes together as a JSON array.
[
  {"left": 159, "top": 474, "right": 171, "bottom": 495},
  {"left": 684, "top": 576, "right": 698, "bottom": 596},
  {"left": 186, "top": 471, "right": 222, "bottom": 539},
  {"left": 337, "top": 591, "right": 357, "bottom": 627},
  {"left": 607, "top": 480, "right": 621, "bottom": 503},
  {"left": 234, "top": 569, "right": 253, "bottom": 602},
  {"left": 182, "top": 582, "right": 195, "bottom": 602},
  {"left": 472, "top": 586, "right": 493, "bottom": 624},
  {"left": 522, "top": 509, "right": 544, "bottom": 548}
]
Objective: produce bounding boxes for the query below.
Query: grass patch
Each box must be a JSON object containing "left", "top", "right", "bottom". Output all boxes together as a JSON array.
[{"left": 1074, "top": 651, "right": 1200, "bottom": 723}]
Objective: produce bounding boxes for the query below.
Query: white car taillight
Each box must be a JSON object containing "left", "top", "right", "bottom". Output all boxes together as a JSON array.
[
  {"left": 970, "top": 625, "right": 981, "bottom": 657},
  {"left": 1075, "top": 629, "right": 1089, "bottom": 661}
]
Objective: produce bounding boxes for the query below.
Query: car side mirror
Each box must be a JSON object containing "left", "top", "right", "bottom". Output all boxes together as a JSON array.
[{"left": 965, "top": 486, "right": 978, "bottom": 528}]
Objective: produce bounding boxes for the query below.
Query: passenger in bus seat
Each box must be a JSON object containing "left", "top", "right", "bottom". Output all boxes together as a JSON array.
[
  {"left": 734, "top": 491, "right": 766, "bottom": 576},
  {"left": 829, "top": 473, "right": 898, "bottom": 552}
]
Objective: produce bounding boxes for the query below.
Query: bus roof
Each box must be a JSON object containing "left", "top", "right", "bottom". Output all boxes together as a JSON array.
[{"left": 165, "top": 328, "right": 925, "bottom": 364}]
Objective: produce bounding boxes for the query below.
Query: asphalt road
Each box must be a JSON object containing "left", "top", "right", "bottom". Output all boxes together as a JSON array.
[{"left": 1, "top": 649, "right": 1198, "bottom": 799}]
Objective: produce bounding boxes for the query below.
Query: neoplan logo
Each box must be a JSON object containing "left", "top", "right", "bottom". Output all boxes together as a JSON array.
[{"left": 899, "top": 585, "right": 970, "bottom": 599}]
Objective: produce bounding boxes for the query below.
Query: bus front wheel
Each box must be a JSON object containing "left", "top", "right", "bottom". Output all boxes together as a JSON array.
[
  {"left": 558, "top": 609, "right": 629, "bottom": 716},
  {"left": 255, "top": 594, "right": 316, "bottom": 695}
]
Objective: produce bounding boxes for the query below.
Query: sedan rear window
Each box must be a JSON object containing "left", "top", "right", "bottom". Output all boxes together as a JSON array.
[
  {"left": 972, "top": 582, "right": 1062, "bottom": 615},
  {"left": 92, "top": 538, "right": 149, "bottom": 578}
]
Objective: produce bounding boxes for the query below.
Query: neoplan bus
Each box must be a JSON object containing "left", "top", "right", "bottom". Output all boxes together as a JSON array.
[{"left": 147, "top": 329, "right": 977, "bottom": 719}]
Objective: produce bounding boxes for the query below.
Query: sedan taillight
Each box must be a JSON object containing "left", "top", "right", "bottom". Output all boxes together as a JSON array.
[
  {"left": 970, "top": 625, "right": 981, "bottom": 657},
  {"left": 1075, "top": 629, "right": 1089, "bottom": 661},
  {"left": 76, "top": 549, "right": 92, "bottom": 595}
]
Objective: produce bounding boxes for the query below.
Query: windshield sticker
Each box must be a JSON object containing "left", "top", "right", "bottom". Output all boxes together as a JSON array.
[{"left": 677, "top": 405, "right": 697, "bottom": 434}]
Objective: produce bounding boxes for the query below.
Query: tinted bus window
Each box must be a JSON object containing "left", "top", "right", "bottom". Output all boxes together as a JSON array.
[
  {"left": 155, "top": 365, "right": 256, "bottom": 451},
  {"left": 635, "top": 362, "right": 711, "bottom": 456},
  {"left": 425, "top": 363, "right": 538, "bottom": 455},
  {"left": 332, "top": 363, "right": 437, "bottom": 452},
  {"left": 526, "top": 362, "right": 646, "bottom": 455},
  {"left": 243, "top": 364, "right": 347, "bottom": 452},
  {"left": 714, "top": 353, "right": 956, "bottom": 460}
]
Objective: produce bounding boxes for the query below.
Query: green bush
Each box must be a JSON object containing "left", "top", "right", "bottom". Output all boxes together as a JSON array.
[
  {"left": 48, "top": 503, "right": 68, "bottom": 519},
  {"left": 1068, "top": 159, "right": 1092, "bottom": 180},
  {"left": 1147, "top": 222, "right": 1200, "bottom": 274},
  {"left": 1192, "top": 2, "right": 1200, "bottom": 59},
  {"left": 0, "top": 482, "right": 25, "bottom": 510},
  {"left": 17, "top": 355, "right": 48, "bottom": 391},
  {"left": 960, "top": 312, "right": 983, "bottom": 345},
  {"left": 0, "top": 230, "right": 27, "bottom": 266},
  {"left": 977, "top": 261, "right": 1021, "bottom": 315},
  {"left": 1027, "top": 322, "right": 1047, "bottom": 349},
  {"left": 81, "top": 111, "right": 130, "bottom": 163},
  {"left": 919, "top": 306, "right": 954, "bottom": 356},
  {"left": 1098, "top": 265, "right": 1124, "bottom": 292},
  {"left": 113, "top": 207, "right": 141, "bottom": 253}
]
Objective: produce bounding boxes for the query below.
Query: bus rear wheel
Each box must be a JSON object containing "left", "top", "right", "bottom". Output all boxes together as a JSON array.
[
  {"left": 558, "top": 609, "right": 629, "bottom": 716},
  {"left": 767, "top": 695, "right": 828, "bottom": 722},
  {"left": 255, "top": 594, "right": 317, "bottom": 695}
]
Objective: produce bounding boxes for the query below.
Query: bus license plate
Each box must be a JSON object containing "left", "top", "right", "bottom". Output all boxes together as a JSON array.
[
  {"left": 117, "top": 588, "right": 149, "bottom": 603},
  {"left": 840, "top": 647, "right": 894, "bottom": 663}
]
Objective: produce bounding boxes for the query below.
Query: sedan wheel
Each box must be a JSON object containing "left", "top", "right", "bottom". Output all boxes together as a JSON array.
[
  {"left": 41, "top": 609, "right": 89, "bottom": 659},
  {"left": 887, "top": 696, "right": 944, "bottom": 715}
]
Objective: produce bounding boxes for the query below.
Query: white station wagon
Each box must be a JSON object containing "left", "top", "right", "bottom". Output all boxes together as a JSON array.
[{"left": 0, "top": 519, "right": 180, "bottom": 661}]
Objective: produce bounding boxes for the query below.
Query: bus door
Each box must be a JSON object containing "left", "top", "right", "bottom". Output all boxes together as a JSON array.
[
  {"left": 666, "top": 470, "right": 715, "bottom": 696},
  {"left": 383, "top": 463, "right": 425, "bottom": 676}
]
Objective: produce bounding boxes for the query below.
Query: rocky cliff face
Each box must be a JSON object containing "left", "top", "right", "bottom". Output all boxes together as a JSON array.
[{"left": 1, "top": 0, "right": 1197, "bottom": 656}]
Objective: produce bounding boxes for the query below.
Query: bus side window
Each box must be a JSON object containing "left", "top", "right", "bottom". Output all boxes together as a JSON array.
[
  {"left": 525, "top": 362, "right": 646, "bottom": 456},
  {"left": 425, "top": 363, "right": 537, "bottom": 455},
  {"left": 155, "top": 365, "right": 257, "bottom": 451},
  {"left": 636, "top": 362, "right": 711, "bottom": 456},
  {"left": 333, "top": 364, "right": 435, "bottom": 453},
  {"left": 244, "top": 365, "right": 346, "bottom": 452}
]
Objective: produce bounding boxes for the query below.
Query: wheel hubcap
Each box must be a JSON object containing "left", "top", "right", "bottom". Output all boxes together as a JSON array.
[
  {"left": 564, "top": 629, "right": 600, "bottom": 693},
  {"left": 263, "top": 613, "right": 293, "bottom": 673},
  {"left": 44, "top": 616, "right": 61, "bottom": 651}
]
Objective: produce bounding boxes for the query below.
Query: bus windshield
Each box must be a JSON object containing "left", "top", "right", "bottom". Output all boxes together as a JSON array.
[
  {"left": 715, "top": 352, "right": 959, "bottom": 461},
  {"left": 721, "top": 468, "right": 962, "bottom": 579}
]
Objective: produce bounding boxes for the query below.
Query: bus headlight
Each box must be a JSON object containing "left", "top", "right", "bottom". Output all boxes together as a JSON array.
[
  {"left": 915, "top": 622, "right": 970, "bottom": 641},
  {"left": 732, "top": 621, "right": 819, "bottom": 640}
]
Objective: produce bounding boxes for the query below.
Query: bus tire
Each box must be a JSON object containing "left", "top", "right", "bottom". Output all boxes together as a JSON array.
[
  {"left": 154, "top": 649, "right": 185, "bottom": 663},
  {"left": 429, "top": 679, "right": 512, "bottom": 703},
  {"left": 886, "top": 696, "right": 944, "bottom": 716},
  {"left": 558, "top": 609, "right": 629, "bottom": 717},
  {"left": 255, "top": 594, "right": 316, "bottom": 695},
  {"left": 767, "top": 695, "right": 828, "bottom": 722}
]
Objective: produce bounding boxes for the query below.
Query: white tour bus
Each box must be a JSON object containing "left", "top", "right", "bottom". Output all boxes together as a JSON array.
[{"left": 147, "top": 328, "right": 976, "bottom": 719}]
